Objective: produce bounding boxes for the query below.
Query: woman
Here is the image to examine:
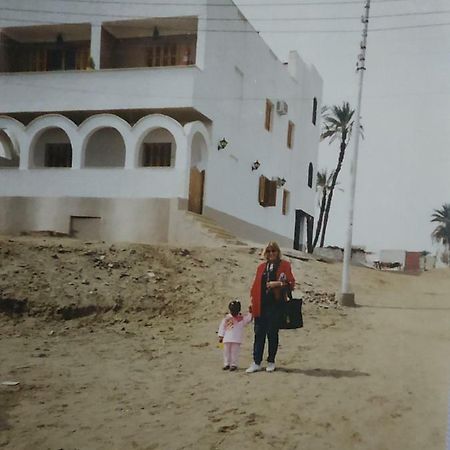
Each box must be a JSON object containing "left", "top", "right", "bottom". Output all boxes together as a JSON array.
[{"left": 246, "top": 241, "right": 295, "bottom": 373}]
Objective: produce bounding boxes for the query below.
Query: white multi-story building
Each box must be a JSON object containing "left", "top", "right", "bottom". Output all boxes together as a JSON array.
[{"left": 0, "top": 0, "right": 322, "bottom": 250}]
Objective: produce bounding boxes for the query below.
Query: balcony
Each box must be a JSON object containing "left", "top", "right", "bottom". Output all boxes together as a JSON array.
[
  {"left": 101, "top": 17, "right": 198, "bottom": 69},
  {"left": 0, "top": 18, "right": 201, "bottom": 113},
  {"left": 0, "top": 23, "right": 91, "bottom": 73}
]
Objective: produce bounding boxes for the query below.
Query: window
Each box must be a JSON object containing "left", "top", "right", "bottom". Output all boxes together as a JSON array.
[
  {"left": 265, "top": 99, "right": 273, "bottom": 131},
  {"left": 312, "top": 97, "right": 318, "bottom": 125},
  {"left": 142, "top": 143, "right": 172, "bottom": 167},
  {"left": 45, "top": 144, "right": 72, "bottom": 167},
  {"left": 287, "top": 121, "right": 295, "bottom": 149},
  {"left": 148, "top": 43, "right": 194, "bottom": 67},
  {"left": 282, "top": 190, "right": 290, "bottom": 215},
  {"left": 25, "top": 46, "right": 89, "bottom": 72},
  {"left": 258, "top": 175, "right": 277, "bottom": 207},
  {"left": 308, "top": 163, "right": 313, "bottom": 188}
]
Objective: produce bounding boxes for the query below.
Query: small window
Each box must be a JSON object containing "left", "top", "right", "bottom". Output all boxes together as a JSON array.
[
  {"left": 287, "top": 121, "right": 295, "bottom": 149},
  {"left": 45, "top": 143, "right": 72, "bottom": 167},
  {"left": 258, "top": 175, "right": 277, "bottom": 207},
  {"left": 312, "top": 97, "right": 318, "bottom": 125},
  {"left": 265, "top": 99, "right": 273, "bottom": 131},
  {"left": 308, "top": 163, "right": 314, "bottom": 188},
  {"left": 282, "top": 190, "right": 290, "bottom": 215},
  {"left": 142, "top": 143, "right": 172, "bottom": 167}
]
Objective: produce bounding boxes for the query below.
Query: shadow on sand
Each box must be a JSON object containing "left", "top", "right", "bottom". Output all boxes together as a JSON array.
[{"left": 276, "top": 367, "right": 370, "bottom": 378}]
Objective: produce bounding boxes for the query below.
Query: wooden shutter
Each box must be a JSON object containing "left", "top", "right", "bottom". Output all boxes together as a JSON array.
[
  {"left": 267, "top": 180, "right": 277, "bottom": 206},
  {"left": 282, "top": 190, "right": 290, "bottom": 215},
  {"left": 258, "top": 175, "right": 267, "bottom": 206},
  {"left": 265, "top": 100, "right": 273, "bottom": 131},
  {"left": 287, "top": 121, "right": 294, "bottom": 149}
]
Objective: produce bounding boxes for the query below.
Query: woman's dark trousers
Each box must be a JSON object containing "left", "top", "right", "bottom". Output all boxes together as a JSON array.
[{"left": 253, "top": 312, "right": 281, "bottom": 364}]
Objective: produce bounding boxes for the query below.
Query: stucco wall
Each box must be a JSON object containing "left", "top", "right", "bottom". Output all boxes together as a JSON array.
[{"left": 0, "top": 0, "right": 323, "bottom": 246}]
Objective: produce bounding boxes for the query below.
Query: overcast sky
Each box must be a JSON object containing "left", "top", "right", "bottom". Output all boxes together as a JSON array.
[{"left": 236, "top": 0, "right": 450, "bottom": 253}]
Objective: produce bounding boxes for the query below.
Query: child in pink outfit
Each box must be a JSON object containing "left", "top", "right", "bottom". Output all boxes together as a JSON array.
[{"left": 218, "top": 300, "right": 252, "bottom": 371}]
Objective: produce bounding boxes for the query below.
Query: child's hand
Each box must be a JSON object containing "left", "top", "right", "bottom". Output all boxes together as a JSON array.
[{"left": 218, "top": 337, "right": 223, "bottom": 343}]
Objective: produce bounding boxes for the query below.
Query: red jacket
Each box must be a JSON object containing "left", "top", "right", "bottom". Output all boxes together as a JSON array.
[{"left": 250, "top": 259, "right": 296, "bottom": 318}]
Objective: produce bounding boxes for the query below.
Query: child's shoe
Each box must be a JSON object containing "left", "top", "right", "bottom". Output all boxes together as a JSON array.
[
  {"left": 230, "top": 366, "right": 237, "bottom": 371},
  {"left": 222, "top": 365, "right": 230, "bottom": 370}
]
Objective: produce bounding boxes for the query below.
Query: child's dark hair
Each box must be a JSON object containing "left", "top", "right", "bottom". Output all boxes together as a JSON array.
[{"left": 228, "top": 300, "right": 241, "bottom": 316}]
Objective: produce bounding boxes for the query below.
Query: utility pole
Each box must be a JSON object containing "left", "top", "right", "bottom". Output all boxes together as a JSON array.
[{"left": 339, "top": 0, "right": 371, "bottom": 307}]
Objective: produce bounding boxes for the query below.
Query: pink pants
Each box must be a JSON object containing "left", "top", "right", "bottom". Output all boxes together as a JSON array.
[{"left": 223, "top": 342, "right": 241, "bottom": 367}]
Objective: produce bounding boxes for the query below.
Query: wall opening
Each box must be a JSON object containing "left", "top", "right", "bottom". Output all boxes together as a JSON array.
[
  {"left": 32, "top": 128, "right": 72, "bottom": 168},
  {"left": 139, "top": 128, "right": 176, "bottom": 167},
  {"left": 84, "top": 127, "right": 125, "bottom": 167},
  {"left": 0, "top": 130, "right": 19, "bottom": 168}
]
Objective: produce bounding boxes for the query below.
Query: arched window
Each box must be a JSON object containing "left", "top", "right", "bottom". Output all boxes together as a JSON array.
[
  {"left": 312, "top": 97, "right": 318, "bottom": 125},
  {"left": 308, "top": 163, "right": 313, "bottom": 188},
  {"left": 139, "top": 128, "right": 176, "bottom": 167},
  {"left": 32, "top": 128, "right": 72, "bottom": 168}
]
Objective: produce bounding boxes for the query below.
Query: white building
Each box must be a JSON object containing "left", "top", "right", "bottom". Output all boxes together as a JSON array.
[{"left": 0, "top": 0, "right": 323, "bottom": 250}]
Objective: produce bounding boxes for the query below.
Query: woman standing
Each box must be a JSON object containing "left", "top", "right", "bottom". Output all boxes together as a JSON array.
[{"left": 246, "top": 242, "right": 295, "bottom": 373}]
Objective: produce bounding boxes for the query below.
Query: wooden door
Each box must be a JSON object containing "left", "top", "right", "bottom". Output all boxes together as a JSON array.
[{"left": 188, "top": 168, "right": 205, "bottom": 214}]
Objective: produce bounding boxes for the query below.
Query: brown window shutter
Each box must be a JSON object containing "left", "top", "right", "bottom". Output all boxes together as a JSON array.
[
  {"left": 282, "top": 190, "right": 289, "bottom": 215},
  {"left": 267, "top": 180, "right": 277, "bottom": 206},
  {"left": 258, "top": 175, "right": 267, "bottom": 206}
]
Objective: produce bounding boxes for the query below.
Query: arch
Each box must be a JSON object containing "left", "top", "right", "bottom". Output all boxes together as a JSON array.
[
  {"left": 0, "top": 116, "right": 25, "bottom": 167},
  {"left": 27, "top": 114, "right": 78, "bottom": 146},
  {"left": 308, "top": 162, "right": 314, "bottom": 188},
  {"left": 138, "top": 128, "right": 177, "bottom": 168},
  {"left": 32, "top": 127, "right": 73, "bottom": 168},
  {"left": 27, "top": 115, "right": 77, "bottom": 168},
  {"left": 184, "top": 121, "right": 211, "bottom": 170},
  {"left": 79, "top": 114, "right": 130, "bottom": 157},
  {"left": 190, "top": 132, "right": 208, "bottom": 170},
  {"left": 84, "top": 127, "right": 126, "bottom": 168},
  {"left": 0, "top": 130, "right": 19, "bottom": 167},
  {"left": 132, "top": 114, "right": 186, "bottom": 169}
]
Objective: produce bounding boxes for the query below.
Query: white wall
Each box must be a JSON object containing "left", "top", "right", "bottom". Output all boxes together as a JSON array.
[
  {"left": 0, "top": 0, "right": 323, "bottom": 245},
  {"left": 191, "top": 0, "right": 323, "bottom": 243}
]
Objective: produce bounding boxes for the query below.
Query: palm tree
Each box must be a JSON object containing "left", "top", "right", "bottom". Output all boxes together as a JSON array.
[
  {"left": 431, "top": 203, "right": 450, "bottom": 265},
  {"left": 319, "top": 102, "right": 359, "bottom": 247},
  {"left": 312, "top": 169, "right": 334, "bottom": 251}
]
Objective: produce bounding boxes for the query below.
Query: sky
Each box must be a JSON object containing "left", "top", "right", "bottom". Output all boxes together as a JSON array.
[{"left": 236, "top": 0, "right": 450, "bottom": 253}]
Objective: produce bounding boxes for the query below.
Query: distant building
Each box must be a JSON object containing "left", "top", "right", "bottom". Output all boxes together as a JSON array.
[
  {"left": 378, "top": 249, "right": 433, "bottom": 272},
  {"left": 0, "top": 0, "right": 322, "bottom": 248}
]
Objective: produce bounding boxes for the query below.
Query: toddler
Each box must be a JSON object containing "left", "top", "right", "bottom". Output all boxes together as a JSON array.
[{"left": 218, "top": 300, "right": 252, "bottom": 371}]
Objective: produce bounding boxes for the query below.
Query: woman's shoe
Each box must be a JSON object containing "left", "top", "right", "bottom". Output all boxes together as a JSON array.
[
  {"left": 245, "top": 363, "right": 262, "bottom": 373},
  {"left": 266, "top": 363, "right": 276, "bottom": 372}
]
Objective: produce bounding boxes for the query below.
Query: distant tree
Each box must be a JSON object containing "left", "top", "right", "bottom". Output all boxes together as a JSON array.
[
  {"left": 319, "top": 102, "right": 361, "bottom": 247},
  {"left": 312, "top": 169, "right": 334, "bottom": 252},
  {"left": 431, "top": 203, "right": 450, "bottom": 265}
]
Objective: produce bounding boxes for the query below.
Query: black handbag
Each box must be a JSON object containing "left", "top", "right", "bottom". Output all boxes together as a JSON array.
[{"left": 280, "top": 289, "right": 303, "bottom": 330}]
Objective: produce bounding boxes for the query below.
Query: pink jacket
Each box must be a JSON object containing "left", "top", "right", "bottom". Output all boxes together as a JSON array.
[{"left": 218, "top": 313, "right": 252, "bottom": 343}]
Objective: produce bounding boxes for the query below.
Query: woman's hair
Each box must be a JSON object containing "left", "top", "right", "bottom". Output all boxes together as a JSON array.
[{"left": 263, "top": 241, "right": 282, "bottom": 261}]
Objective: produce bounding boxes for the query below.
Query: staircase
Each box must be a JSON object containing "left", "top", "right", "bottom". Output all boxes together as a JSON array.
[{"left": 184, "top": 212, "right": 247, "bottom": 246}]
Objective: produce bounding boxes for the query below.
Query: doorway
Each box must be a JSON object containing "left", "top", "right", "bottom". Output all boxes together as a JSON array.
[
  {"left": 188, "top": 168, "right": 205, "bottom": 214},
  {"left": 294, "top": 210, "right": 314, "bottom": 252}
]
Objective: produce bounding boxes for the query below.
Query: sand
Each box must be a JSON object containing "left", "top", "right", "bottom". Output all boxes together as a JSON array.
[{"left": 0, "top": 236, "right": 449, "bottom": 450}]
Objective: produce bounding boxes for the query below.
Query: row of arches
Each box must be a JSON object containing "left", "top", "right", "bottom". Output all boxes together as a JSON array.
[{"left": 0, "top": 114, "right": 210, "bottom": 171}]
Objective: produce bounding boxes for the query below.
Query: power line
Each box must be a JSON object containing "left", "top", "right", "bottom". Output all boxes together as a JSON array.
[
  {"left": 1, "top": 14, "right": 450, "bottom": 33},
  {"left": 2, "top": 6, "right": 450, "bottom": 22},
  {"left": 1, "top": 0, "right": 418, "bottom": 7}
]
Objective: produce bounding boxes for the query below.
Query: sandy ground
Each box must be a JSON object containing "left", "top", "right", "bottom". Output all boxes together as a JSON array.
[{"left": 0, "top": 236, "right": 449, "bottom": 450}]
